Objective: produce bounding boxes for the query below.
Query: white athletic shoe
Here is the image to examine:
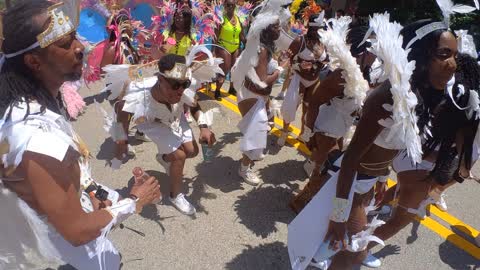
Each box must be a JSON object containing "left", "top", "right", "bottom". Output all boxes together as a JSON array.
[
  {"left": 362, "top": 253, "right": 381, "bottom": 268},
  {"left": 135, "top": 131, "right": 150, "bottom": 142},
  {"left": 435, "top": 192, "right": 448, "bottom": 212},
  {"left": 303, "top": 159, "right": 315, "bottom": 178},
  {"left": 127, "top": 144, "right": 136, "bottom": 156},
  {"left": 156, "top": 154, "right": 171, "bottom": 176},
  {"left": 309, "top": 259, "right": 330, "bottom": 269},
  {"left": 239, "top": 166, "right": 261, "bottom": 186},
  {"left": 368, "top": 205, "right": 392, "bottom": 216},
  {"left": 277, "top": 131, "right": 287, "bottom": 146},
  {"left": 169, "top": 193, "right": 196, "bottom": 215}
]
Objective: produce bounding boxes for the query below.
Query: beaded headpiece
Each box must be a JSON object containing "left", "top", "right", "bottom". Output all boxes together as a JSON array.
[{"left": 3, "top": 1, "right": 79, "bottom": 59}]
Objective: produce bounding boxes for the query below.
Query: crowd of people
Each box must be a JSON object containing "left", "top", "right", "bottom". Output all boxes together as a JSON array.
[{"left": 0, "top": 0, "right": 480, "bottom": 269}]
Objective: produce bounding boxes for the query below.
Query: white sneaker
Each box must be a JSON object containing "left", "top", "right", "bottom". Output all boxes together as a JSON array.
[
  {"left": 303, "top": 159, "right": 315, "bottom": 178},
  {"left": 309, "top": 259, "right": 330, "bottom": 269},
  {"left": 277, "top": 131, "right": 287, "bottom": 146},
  {"left": 362, "top": 253, "right": 381, "bottom": 268},
  {"left": 156, "top": 154, "right": 171, "bottom": 176},
  {"left": 368, "top": 205, "right": 392, "bottom": 216},
  {"left": 435, "top": 193, "right": 447, "bottom": 212},
  {"left": 169, "top": 193, "right": 196, "bottom": 215},
  {"left": 127, "top": 144, "right": 136, "bottom": 156},
  {"left": 135, "top": 131, "right": 150, "bottom": 142},
  {"left": 238, "top": 165, "right": 261, "bottom": 186}
]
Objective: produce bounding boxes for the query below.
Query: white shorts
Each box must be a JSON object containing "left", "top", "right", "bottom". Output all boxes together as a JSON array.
[{"left": 138, "top": 115, "right": 194, "bottom": 155}]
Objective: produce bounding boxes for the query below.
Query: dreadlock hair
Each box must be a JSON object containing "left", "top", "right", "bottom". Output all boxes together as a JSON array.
[
  {"left": 424, "top": 53, "right": 480, "bottom": 185},
  {"left": 347, "top": 24, "right": 371, "bottom": 82},
  {"left": 0, "top": 0, "right": 62, "bottom": 119}
]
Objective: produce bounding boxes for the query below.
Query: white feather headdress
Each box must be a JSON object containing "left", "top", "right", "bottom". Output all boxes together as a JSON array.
[
  {"left": 318, "top": 16, "right": 369, "bottom": 107},
  {"left": 231, "top": 0, "right": 291, "bottom": 90},
  {"left": 366, "top": 13, "right": 422, "bottom": 164}
]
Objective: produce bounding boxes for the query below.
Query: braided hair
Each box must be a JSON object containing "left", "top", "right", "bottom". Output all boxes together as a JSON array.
[{"left": 0, "top": 0, "right": 62, "bottom": 119}]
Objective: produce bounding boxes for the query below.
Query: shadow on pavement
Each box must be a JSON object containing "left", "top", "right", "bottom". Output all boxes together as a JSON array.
[
  {"left": 225, "top": 241, "right": 290, "bottom": 270},
  {"left": 439, "top": 235, "right": 480, "bottom": 270},
  {"left": 234, "top": 186, "right": 295, "bottom": 238},
  {"left": 372, "top": 244, "right": 401, "bottom": 259},
  {"left": 195, "top": 155, "right": 245, "bottom": 194},
  {"left": 406, "top": 220, "right": 420, "bottom": 244},
  {"left": 257, "top": 159, "right": 305, "bottom": 188}
]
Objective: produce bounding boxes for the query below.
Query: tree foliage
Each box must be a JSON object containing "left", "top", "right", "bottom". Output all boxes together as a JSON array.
[{"left": 357, "top": 0, "right": 480, "bottom": 47}]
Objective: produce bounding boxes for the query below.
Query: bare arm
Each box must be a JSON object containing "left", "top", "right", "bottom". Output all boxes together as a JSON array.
[
  {"left": 305, "top": 70, "right": 344, "bottom": 129},
  {"left": 253, "top": 47, "right": 279, "bottom": 89},
  {"left": 22, "top": 151, "right": 112, "bottom": 247},
  {"left": 336, "top": 82, "right": 391, "bottom": 199}
]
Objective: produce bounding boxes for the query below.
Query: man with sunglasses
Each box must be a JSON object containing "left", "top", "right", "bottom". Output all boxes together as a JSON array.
[{"left": 123, "top": 53, "right": 216, "bottom": 215}]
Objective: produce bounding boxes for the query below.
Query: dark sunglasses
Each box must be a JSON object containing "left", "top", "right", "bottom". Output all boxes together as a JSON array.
[{"left": 164, "top": 77, "right": 191, "bottom": 90}]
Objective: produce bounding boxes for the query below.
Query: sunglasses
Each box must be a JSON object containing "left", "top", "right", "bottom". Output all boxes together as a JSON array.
[{"left": 163, "top": 76, "right": 191, "bottom": 90}]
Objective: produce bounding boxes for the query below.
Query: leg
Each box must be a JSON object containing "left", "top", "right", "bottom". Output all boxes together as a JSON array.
[
  {"left": 329, "top": 190, "right": 373, "bottom": 269},
  {"left": 114, "top": 100, "right": 133, "bottom": 159},
  {"left": 163, "top": 148, "right": 188, "bottom": 198},
  {"left": 228, "top": 50, "right": 240, "bottom": 95},
  {"left": 369, "top": 170, "right": 432, "bottom": 249},
  {"left": 289, "top": 170, "right": 331, "bottom": 213},
  {"left": 215, "top": 48, "right": 231, "bottom": 100},
  {"left": 238, "top": 98, "right": 259, "bottom": 169},
  {"left": 311, "top": 133, "right": 338, "bottom": 173}
]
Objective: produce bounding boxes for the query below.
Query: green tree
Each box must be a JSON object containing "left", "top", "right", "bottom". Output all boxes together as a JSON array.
[{"left": 358, "top": 0, "right": 480, "bottom": 49}]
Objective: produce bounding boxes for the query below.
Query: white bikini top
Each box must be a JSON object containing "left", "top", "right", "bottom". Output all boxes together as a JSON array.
[{"left": 296, "top": 37, "right": 327, "bottom": 62}]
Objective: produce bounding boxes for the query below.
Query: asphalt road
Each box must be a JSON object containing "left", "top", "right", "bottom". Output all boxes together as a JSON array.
[{"left": 42, "top": 79, "right": 480, "bottom": 270}]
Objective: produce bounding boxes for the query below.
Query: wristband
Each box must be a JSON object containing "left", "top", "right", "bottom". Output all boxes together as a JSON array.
[
  {"left": 329, "top": 197, "right": 351, "bottom": 223},
  {"left": 197, "top": 111, "right": 208, "bottom": 126}
]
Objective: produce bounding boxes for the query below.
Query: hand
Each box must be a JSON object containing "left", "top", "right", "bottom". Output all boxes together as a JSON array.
[
  {"left": 374, "top": 181, "right": 387, "bottom": 206},
  {"left": 279, "top": 58, "right": 290, "bottom": 69},
  {"left": 90, "top": 196, "right": 112, "bottom": 210},
  {"left": 324, "top": 220, "right": 348, "bottom": 251},
  {"left": 199, "top": 128, "right": 216, "bottom": 147},
  {"left": 129, "top": 176, "right": 162, "bottom": 213}
]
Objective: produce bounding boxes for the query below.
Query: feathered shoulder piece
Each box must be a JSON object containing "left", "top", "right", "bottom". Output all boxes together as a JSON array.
[
  {"left": 236, "top": 2, "right": 253, "bottom": 27},
  {"left": 102, "top": 60, "right": 159, "bottom": 101},
  {"left": 318, "top": 16, "right": 369, "bottom": 107},
  {"left": 365, "top": 13, "right": 422, "bottom": 163}
]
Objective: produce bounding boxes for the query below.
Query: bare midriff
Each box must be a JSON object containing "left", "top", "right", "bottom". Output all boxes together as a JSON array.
[{"left": 355, "top": 144, "right": 399, "bottom": 177}]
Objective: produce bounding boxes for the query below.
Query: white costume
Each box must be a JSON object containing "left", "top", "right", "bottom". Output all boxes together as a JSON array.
[
  {"left": 101, "top": 45, "right": 224, "bottom": 160},
  {"left": 281, "top": 13, "right": 328, "bottom": 125},
  {"left": 288, "top": 14, "right": 420, "bottom": 270},
  {"left": 0, "top": 101, "right": 136, "bottom": 270},
  {"left": 231, "top": 0, "right": 291, "bottom": 160}
]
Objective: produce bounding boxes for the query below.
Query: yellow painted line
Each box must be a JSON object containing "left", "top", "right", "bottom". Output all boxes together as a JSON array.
[
  {"left": 419, "top": 215, "right": 480, "bottom": 259},
  {"left": 200, "top": 88, "right": 480, "bottom": 259}
]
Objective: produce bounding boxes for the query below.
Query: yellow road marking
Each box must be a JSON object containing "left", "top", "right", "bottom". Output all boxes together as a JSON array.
[{"left": 199, "top": 88, "right": 480, "bottom": 259}]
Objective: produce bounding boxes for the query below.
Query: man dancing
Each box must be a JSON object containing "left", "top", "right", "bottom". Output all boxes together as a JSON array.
[{"left": 0, "top": 1, "right": 161, "bottom": 269}]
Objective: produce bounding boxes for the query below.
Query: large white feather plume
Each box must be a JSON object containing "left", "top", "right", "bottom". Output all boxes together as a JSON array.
[
  {"left": 101, "top": 64, "right": 132, "bottom": 100},
  {"left": 366, "top": 13, "right": 422, "bottom": 164},
  {"left": 231, "top": 0, "right": 291, "bottom": 90},
  {"left": 436, "top": 0, "right": 477, "bottom": 26},
  {"left": 318, "top": 16, "right": 369, "bottom": 107}
]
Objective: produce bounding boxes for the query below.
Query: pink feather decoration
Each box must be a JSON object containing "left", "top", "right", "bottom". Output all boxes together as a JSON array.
[{"left": 61, "top": 81, "right": 86, "bottom": 120}]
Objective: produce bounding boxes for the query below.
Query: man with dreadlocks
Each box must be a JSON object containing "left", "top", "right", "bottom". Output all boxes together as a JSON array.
[{"left": 0, "top": 1, "right": 161, "bottom": 269}]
